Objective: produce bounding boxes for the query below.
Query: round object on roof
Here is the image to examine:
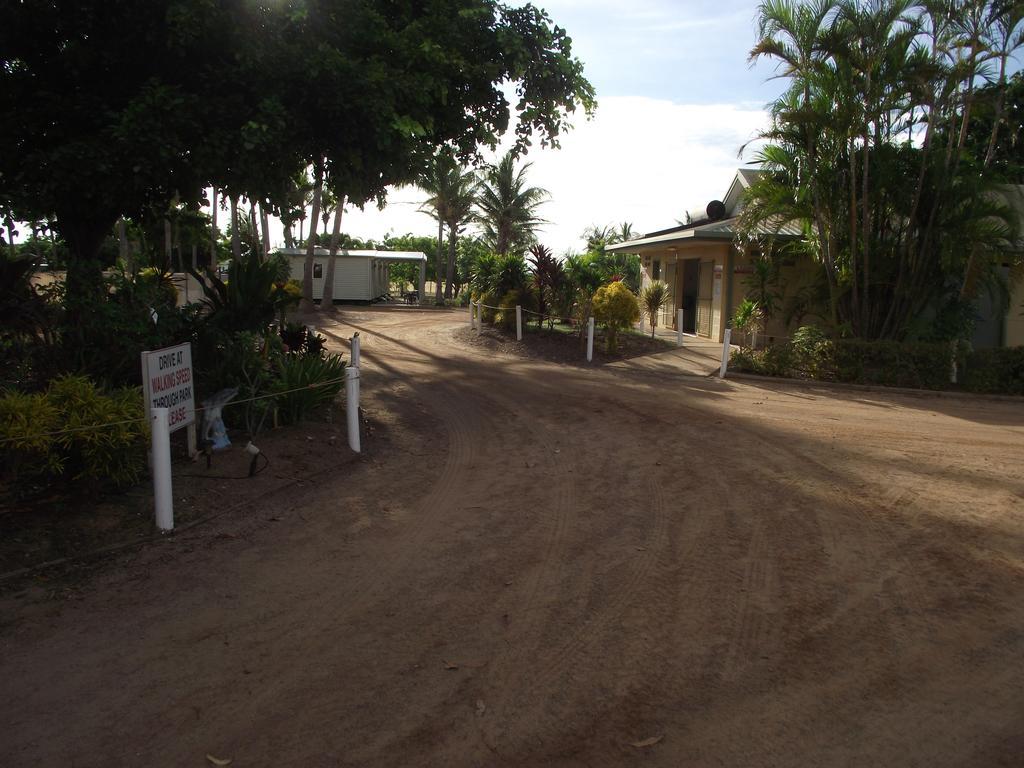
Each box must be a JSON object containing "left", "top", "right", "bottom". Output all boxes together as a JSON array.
[{"left": 706, "top": 200, "right": 726, "bottom": 221}]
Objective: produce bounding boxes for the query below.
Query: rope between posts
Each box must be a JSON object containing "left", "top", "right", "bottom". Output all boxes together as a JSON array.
[
  {"left": 520, "top": 307, "right": 580, "bottom": 325},
  {"left": 0, "top": 373, "right": 353, "bottom": 446}
]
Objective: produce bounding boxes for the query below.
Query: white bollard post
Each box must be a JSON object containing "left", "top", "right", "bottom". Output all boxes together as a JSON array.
[
  {"left": 677, "top": 309, "right": 684, "bottom": 347},
  {"left": 587, "top": 316, "right": 595, "bottom": 362},
  {"left": 516, "top": 305, "right": 523, "bottom": 341},
  {"left": 719, "top": 328, "right": 732, "bottom": 379},
  {"left": 346, "top": 365, "right": 361, "bottom": 453},
  {"left": 151, "top": 407, "right": 174, "bottom": 531},
  {"left": 469, "top": 301, "right": 475, "bottom": 329},
  {"left": 351, "top": 332, "right": 360, "bottom": 368}
]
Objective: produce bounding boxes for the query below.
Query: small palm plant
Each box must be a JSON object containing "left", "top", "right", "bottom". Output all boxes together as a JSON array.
[
  {"left": 731, "top": 298, "right": 765, "bottom": 350},
  {"left": 639, "top": 281, "right": 672, "bottom": 338}
]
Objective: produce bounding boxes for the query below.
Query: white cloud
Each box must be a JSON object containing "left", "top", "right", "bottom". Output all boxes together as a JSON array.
[{"left": 325, "top": 95, "right": 768, "bottom": 256}]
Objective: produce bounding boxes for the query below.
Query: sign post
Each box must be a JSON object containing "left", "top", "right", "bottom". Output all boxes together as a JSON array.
[{"left": 141, "top": 342, "right": 196, "bottom": 456}]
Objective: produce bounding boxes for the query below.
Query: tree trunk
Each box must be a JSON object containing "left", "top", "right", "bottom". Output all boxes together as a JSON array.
[
  {"left": 321, "top": 196, "right": 345, "bottom": 311},
  {"left": 260, "top": 204, "right": 271, "bottom": 258},
  {"left": 117, "top": 218, "right": 129, "bottom": 270},
  {"left": 210, "top": 187, "right": 218, "bottom": 269},
  {"left": 187, "top": 244, "right": 196, "bottom": 303},
  {"left": 283, "top": 224, "right": 294, "bottom": 249},
  {"left": 300, "top": 158, "right": 325, "bottom": 313},
  {"left": 248, "top": 203, "right": 259, "bottom": 258},
  {"left": 230, "top": 196, "right": 241, "bottom": 261},
  {"left": 298, "top": 216, "right": 305, "bottom": 247},
  {"left": 163, "top": 213, "right": 173, "bottom": 273},
  {"left": 56, "top": 212, "right": 115, "bottom": 303},
  {"left": 434, "top": 218, "right": 444, "bottom": 304},
  {"left": 445, "top": 224, "right": 456, "bottom": 300}
]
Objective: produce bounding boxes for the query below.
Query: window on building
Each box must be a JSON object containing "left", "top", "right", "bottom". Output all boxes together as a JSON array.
[
  {"left": 653, "top": 259, "right": 661, "bottom": 280},
  {"left": 313, "top": 263, "right": 323, "bottom": 279}
]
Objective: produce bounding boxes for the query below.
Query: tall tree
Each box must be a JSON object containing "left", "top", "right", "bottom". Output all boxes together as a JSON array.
[
  {"left": 320, "top": 196, "right": 346, "bottom": 310},
  {"left": 476, "top": 152, "right": 549, "bottom": 257},
  {"left": 417, "top": 149, "right": 479, "bottom": 301},
  {"left": 0, "top": 0, "right": 595, "bottom": 307},
  {"left": 741, "top": 0, "right": 1022, "bottom": 341}
]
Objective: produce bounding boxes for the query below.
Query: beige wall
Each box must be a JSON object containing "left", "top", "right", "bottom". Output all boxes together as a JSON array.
[{"left": 638, "top": 242, "right": 733, "bottom": 341}]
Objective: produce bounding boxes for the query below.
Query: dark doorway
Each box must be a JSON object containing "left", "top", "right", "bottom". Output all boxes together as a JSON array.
[{"left": 681, "top": 259, "right": 699, "bottom": 333}]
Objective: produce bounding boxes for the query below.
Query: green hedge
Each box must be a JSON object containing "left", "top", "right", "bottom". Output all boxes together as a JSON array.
[
  {"left": 832, "top": 339, "right": 953, "bottom": 390},
  {"left": 962, "top": 347, "right": 1024, "bottom": 395},
  {"left": 730, "top": 327, "right": 1022, "bottom": 396}
]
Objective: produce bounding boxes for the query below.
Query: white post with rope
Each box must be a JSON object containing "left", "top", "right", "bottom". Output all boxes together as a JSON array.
[
  {"left": 476, "top": 303, "right": 482, "bottom": 334},
  {"left": 719, "top": 328, "right": 732, "bottom": 379},
  {"left": 346, "top": 365, "right": 361, "bottom": 453},
  {"left": 469, "top": 301, "right": 475, "bottom": 329},
  {"left": 677, "top": 309, "right": 684, "bottom": 347},
  {"left": 587, "top": 316, "right": 595, "bottom": 362},
  {"left": 151, "top": 407, "right": 174, "bottom": 531},
  {"left": 351, "top": 332, "right": 360, "bottom": 368},
  {"left": 516, "top": 305, "right": 523, "bottom": 341}
]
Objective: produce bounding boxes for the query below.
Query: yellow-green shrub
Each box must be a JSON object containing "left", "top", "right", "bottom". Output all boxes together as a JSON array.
[
  {"left": 0, "top": 376, "right": 147, "bottom": 489},
  {"left": 592, "top": 281, "right": 640, "bottom": 353}
]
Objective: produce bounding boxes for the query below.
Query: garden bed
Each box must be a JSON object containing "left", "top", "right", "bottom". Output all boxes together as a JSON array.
[
  {"left": 454, "top": 321, "right": 673, "bottom": 366},
  {"left": 0, "top": 400, "right": 361, "bottom": 586}
]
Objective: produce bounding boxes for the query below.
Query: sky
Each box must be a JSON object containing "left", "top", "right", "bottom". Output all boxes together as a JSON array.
[{"left": 287, "top": 0, "right": 788, "bottom": 256}]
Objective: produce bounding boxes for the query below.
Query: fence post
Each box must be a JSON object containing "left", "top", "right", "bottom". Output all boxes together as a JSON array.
[
  {"left": 587, "top": 316, "right": 595, "bottom": 362},
  {"left": 719, "top": 328, "right": 732, "bottom": 379},
  {"left": 950, "top": 340, "right": 958, "bottom": 384},
  {"left": 476, "top": 303, "right": 482, "bottom": 334},
  {"left": 516, "top": 305, "right": 523, "bottom": 341},
  {"left": 151, "top": 407, "right": 174, "bottom": 531},
  {"left": 346, "top": 365, "right": 361, "bottom": 453},
  {"left": 677, "top": 309, "right": 684, "bottom": 347},
  {"left": 351, "top": 332, "right": 360, "bottom": 368},
  {"left": 469, "top": 301, "right": 475, "bottom": 329}
]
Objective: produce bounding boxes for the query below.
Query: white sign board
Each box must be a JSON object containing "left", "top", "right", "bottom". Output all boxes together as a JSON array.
[{"left": 141, "top": 342, "right": 196, "bottom": 432}]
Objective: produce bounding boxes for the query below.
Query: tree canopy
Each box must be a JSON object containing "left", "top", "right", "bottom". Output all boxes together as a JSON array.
[
  {"left": 740, "top": 0, "right": 1023, "bottom": 341},
  {"left": 0, "top": 0, "right": 595, "bottom": 294}
]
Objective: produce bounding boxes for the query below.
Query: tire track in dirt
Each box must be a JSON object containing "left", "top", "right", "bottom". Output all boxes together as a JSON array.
[{"left": 720, "top": 514, "right": 779, "bottom": 682}]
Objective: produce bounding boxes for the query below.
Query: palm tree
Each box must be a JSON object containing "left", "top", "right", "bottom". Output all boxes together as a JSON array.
[
  {"left": 640, "top": 280, "right": 672, "bottom": 338},
  {"left": 475, "top": 152, "right": 548, "bottom": 257},
  {"left": 417, "top": 148, "right": 478, "bottom": 302}
]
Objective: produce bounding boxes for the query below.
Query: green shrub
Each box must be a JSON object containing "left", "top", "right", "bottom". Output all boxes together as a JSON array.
[
  {"left": 962, "top": 347, "right": 1024, "bottom": 395},
  {"left": 497, "top": 289, "right": 537, "bottom": 332},
  {"left": 789, "top": 325, "right": 833, "bottom": 378},
  {"left": 833, "top": 339, "right": 951, "bottom": 389},
  {"left": 0, "top": 376, "right": 147, "bottom": 489},
  {"left": 271, "top": 353, "right": 346, "bottom": 425},
  {"left": 592, "top": 282, "right": 640, "bottom": 353},
  {"left": 478, "top": 291, "right": 499, "bottom": 324}
]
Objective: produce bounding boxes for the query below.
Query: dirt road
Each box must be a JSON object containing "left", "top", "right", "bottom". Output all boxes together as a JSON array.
[{"left": 3, "top": 308, "right": 1023, "bottom": 767}]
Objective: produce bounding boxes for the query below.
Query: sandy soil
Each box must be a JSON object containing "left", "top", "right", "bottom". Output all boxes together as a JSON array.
[{"left": 2, "top": 307, "right": 1023, "bottom": 767}]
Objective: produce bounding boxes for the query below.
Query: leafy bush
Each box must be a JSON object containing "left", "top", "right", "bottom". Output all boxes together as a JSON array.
[
  {"left": 52, "top": 268, "right": 193, "bottom": 388},
  {"left": 189, "top": 251, "right": 296, "bottom": 334},
  {"left": 833, "top": 339, "right": 952, "bottom": 389},
  {"left": 592, "top": 282, "right": 640, "bottom": 353},
  {"left": 0, "top": 376, "right": 147, "bottom": 489},
  {"left": 497, "top": 289, "right": 537, "bottom": 331},
  {"left": 789, "top": 325, "right": 833, "bottom": 378},
  {"left": 477, "top": 290, "right": 499, "bottom": 324},
  {"left": 272, "top": 353, "right": 346, "bottom": 425},
  {"left": 962, "top": 347, "right": 1024, "bottom": 394}
]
